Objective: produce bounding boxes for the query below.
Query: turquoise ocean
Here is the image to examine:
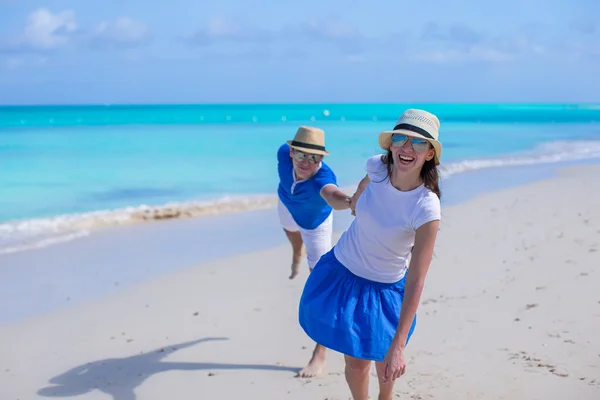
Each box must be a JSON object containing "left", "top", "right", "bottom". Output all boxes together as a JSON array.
[{"left": 1, "top": 103, "right": 600, "bottom": 255}]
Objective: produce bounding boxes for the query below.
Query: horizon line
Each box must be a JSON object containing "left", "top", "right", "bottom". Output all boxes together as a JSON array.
[{"left": 1, "top": 101, "right": 599, "bottom": 108}]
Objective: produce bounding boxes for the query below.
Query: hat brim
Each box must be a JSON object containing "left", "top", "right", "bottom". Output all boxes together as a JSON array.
[
  {"left": 378, "top": 130, "right": 442, "bottom": 165},
  {"left": 286, "top": 140, "right": 330, "bottom": 156}
]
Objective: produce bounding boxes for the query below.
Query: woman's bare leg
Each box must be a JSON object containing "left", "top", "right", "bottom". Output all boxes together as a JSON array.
[
  {"left": 344, "top": 355, "right": 371, "bottom": 400},
  {"left": 283, "top": 229, "right": 304, "bottom": 279}
]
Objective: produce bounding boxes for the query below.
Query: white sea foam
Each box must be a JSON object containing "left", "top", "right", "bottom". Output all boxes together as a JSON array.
[
  {"left": 0, "top": 195, "right": 278, "bottom": 255},
  {"left": 0, "top": 231, "right": 91, "bottom": 255},
  {"left": 2, "top": 140, "right": 600, "bottom": 255},
  {"left": 440, "top": 140, "right": 600, "bottom": 177}
]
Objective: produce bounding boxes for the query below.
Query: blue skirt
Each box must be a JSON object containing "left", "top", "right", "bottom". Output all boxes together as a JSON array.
[{"left": 298, "top": 248, "right": 416, "bottom": 362}]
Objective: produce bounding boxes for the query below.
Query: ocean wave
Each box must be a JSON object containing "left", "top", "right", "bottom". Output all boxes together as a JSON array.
[
  {"left": 2, "top": 139, "right": 600, "bottom": 255},
  {"left": 0, "top": 195, "right": 278, "bottom": 255},
  {"left": 440, "top": 139, "right": 600, "bottom": 177}
]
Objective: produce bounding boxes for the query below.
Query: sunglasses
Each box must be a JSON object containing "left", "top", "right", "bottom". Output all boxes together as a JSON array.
[
  {"left": 292, "top": 150, "right": 322, "bottom": 164},
  {"left": 391, "top": 135, "right": 430, "bottom": 153}
]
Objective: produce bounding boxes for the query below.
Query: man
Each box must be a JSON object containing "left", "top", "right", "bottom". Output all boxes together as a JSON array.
[{"left": 276, "top": 126, "right": 352, "bottom": 378}]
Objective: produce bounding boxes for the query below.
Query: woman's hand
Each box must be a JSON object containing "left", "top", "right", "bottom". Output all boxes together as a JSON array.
[
  {"left": 381, "top": 342, "right": 406, "bottom": 383},
  {"left": 349, "top": 174, "right": 371, "bottom": 216},
  {"left": 349, "top": 191, "right": 359, "bottom": 216}
]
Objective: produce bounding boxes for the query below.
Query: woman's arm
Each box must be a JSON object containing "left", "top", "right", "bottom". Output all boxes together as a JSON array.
[
  {"left": 350, "top": 174, "right": 370, "bottom": 215},
  {"left": 393, "top": 219, "right": 439, "bottom": 347}
]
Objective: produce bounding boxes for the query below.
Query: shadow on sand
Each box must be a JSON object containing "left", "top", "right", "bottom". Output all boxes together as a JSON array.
[{"left": 37, "top": 337, "right": 299, "bottom": 400}]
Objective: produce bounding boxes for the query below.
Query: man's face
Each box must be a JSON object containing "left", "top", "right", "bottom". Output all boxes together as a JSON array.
[{"left": 290, "top": 148, "right": 322, "bottom": 179}]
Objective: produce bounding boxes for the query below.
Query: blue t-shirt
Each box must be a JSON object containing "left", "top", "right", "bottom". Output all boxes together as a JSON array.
[{"left": 277, "top": 143, "right": 337, "bottom": 230}]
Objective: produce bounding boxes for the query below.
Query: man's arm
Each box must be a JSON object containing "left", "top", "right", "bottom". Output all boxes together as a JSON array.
[{"left": 320, "top": 184, "right": 352, "bottom": 210}]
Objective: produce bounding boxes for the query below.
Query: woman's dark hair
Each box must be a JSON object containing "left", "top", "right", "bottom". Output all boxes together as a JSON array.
[{"left": 379, "top": 147, "right": 441, "bottom": 199}]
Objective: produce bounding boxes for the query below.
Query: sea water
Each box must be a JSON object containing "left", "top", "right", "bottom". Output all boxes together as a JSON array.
[{"left": 1, "top": 103, "right": 600, "bottom": 255}]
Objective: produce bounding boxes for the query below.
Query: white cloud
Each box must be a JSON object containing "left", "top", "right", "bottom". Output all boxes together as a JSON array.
[
  {"left": 0, "top": 9, "right": 150, "bottom": 53},
  {"left": 286, "top": 19, "right": 360, "bottom": 41},
  {"left": 183, "top": 16, "right": 269, "bottom": 45},
  {"left": 204, "top": 16, "right": 241, "bottom": 39},
  {"left": 23, "top": 8, "right": 77, "bottom": 50},
  {"left": 4, "top": 55, "right": 47, "bottom": 70},
  {"left": 90, "top": 17, "right": 151, "bottom": 48},
  {"left": 179, "top": 17, "right": 599, "bottom": 67},
  {"left": 412, "top": 22, "right": 555, "bottom": 64},
  {"left": 184, "top": 15, "right": 366, "bottom": 46},
  {"left": 421, "top": 22, "right": 483, "bottom": 47},
  {"left": 183, "top": 15, "right": 375, "bottom": 60},
  {"left": 413, "top": 46, "right": 519, "bottom": 64}
]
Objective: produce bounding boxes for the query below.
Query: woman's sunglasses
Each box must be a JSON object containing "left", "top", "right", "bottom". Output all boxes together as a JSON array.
[
  {"left": 391, "top": 135, "right": 430, "bottom": 153},
  {"left": 292, "top": 150, "right": 322, "bottom": 164}
]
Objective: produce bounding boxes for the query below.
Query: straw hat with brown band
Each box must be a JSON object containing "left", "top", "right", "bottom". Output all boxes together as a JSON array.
[
  {"left": 378, "top": 109, "right": 443, "bottom": 165},
  {"left": 287, "top": 126, "right": 330, "bottom": 156}
]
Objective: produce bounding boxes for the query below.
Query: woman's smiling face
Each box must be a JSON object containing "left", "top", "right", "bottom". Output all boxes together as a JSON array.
[{"left": 390, "top": 134, "right": 435, "bottom": 173}]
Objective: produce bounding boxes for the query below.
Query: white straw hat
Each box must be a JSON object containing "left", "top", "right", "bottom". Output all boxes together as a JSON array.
[{"left": 378, "top": 109, "right": 442, "bottom": 165}]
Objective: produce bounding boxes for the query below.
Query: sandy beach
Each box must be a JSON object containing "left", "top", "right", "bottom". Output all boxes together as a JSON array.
[{"left": 1, "top": 163, "right": 599, "bottom": 400}]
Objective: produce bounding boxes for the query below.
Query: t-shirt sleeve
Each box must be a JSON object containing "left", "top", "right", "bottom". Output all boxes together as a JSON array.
[
  {"left": 413, "top": 192, "right": 441, "bottom": 230},
  {"left": 277, "top": 143, "right": 290, "bottom": 164},
  {"left": 365, "top": 154, "right": 388, "bottom": 181},
  {"left": 314, "top": 167, "right": 337, "bottom": 191}
]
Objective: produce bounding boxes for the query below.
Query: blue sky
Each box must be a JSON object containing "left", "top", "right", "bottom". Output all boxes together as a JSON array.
[{"left": 0, "top": 0, "right": 598, "bottom": 104}]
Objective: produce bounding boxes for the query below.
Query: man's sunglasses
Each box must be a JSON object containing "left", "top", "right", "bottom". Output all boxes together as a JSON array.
[{"left": 292, "top": 150, "right": 322, "bottom": 164}]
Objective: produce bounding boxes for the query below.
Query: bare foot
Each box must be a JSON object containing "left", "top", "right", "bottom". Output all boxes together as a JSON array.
[
  {"left": 289, "top": 262, "right": 300, "bottom": 279},
  {"left": 296, "top": 345, "right": 326, "bottom": 378}
]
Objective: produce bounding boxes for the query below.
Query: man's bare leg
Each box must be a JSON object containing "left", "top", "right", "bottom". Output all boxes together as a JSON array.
[
  {"left": 297, "top": 264, "right": 327, "bottom": 378},
  {"left": 297, "top": 342, "right": 326, "bottom": 378},
  {"left": 283, "top": 229, "right": 304, "bottom": 279}
]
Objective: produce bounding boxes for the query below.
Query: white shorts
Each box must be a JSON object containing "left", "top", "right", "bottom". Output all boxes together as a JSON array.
[{"left": 277, "top": 200, "right": 333, "bottom": 269}]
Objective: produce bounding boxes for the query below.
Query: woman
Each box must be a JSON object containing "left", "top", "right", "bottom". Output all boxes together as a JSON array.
[
  {"left": 298, "top": 109, "right": 443, "bottom": 399},
  {"left": 277, "top": 125, "right": 353, "bottom": 377}
]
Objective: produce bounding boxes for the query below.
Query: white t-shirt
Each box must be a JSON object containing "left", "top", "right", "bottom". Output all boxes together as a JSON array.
[{"left": 334, "top": 154, "right": 441, "bottom": 283}]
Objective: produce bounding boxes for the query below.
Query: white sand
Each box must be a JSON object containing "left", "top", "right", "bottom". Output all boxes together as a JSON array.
[{"left": 1, "top": 164, "right": 599, "bottom": 400}]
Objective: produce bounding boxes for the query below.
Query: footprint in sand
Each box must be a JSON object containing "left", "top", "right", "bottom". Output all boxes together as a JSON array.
[{"left": 507, "top": 350, "right": 569, "bottom": 378}]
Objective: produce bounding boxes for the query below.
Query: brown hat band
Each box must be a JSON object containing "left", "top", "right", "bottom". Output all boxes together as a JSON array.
[
  {"left": 290, "top": 140, "right": 326, "bottom": 152},
  {"left": 393, "top": 123, "right": 435, "bottom": 140}
]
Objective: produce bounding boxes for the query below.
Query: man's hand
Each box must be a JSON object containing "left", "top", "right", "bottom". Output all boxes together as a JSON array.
[{"left": 320, "top": 185, "right": 351, "bottom": 210}]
